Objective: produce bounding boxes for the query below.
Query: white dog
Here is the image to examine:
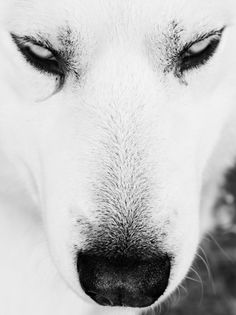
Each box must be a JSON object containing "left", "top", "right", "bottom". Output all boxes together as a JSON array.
[{"left": 0, "top": 0, "right": 236, "bottom": 314}]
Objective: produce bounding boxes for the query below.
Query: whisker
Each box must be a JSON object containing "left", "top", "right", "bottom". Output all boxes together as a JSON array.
[
  {"left": 207, "top": 232, "right": 233, "bottom": 263},
  {"left": 188, "top": 266, "right": 204, "bottom": 305},
  {"left": 197, "top": 246, "right": 216, "bottom": 294}
]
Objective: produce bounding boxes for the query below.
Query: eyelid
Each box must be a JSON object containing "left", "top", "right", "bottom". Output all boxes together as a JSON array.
[
  {"left": 182, "top": 28, "right": 224, "bottom": 55},
  {"left": 11, "top": 33, "right": 59, "bottom": 58}
]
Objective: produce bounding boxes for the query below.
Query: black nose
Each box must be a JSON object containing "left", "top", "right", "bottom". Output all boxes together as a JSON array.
[{"left": 77, "top": 252, "right": 170, "bottom": 308}]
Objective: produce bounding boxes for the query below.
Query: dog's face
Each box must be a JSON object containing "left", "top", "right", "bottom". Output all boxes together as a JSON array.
[{"left": 1, "top": 0, "right": 236, "bottom": 310}]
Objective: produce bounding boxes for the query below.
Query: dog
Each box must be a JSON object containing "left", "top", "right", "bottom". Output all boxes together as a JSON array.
[{"left": 0, "top": 0, "right": 236, "bottom": 314}]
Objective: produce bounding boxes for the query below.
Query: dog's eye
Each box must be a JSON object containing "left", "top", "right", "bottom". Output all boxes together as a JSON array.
[
  {"left": 11, "top": 34, "right": 64, "bottom": 76},
  {"left": 25, "top": 44, "right": 54, "bottom": 60},
  {"left": 179, "top": 30, "right": 223, "bottom": 73}
]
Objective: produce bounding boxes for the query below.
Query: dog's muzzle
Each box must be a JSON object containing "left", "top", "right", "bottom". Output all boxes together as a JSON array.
[{"left": 77, "top": 252, "right": 171, "bottom": 308}]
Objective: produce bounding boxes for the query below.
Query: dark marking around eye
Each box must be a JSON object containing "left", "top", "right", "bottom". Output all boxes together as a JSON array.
[
  {"left": 161, "top": 21, "right": 185, "bottom": 75},
  {"left": 57, "top": 26, "right": 83, "bottom": 79}
]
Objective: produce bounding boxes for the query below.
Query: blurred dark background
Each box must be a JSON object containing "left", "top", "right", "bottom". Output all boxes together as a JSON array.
[{"left": 141, "top": 167, "right": 236, "bottom": 315}]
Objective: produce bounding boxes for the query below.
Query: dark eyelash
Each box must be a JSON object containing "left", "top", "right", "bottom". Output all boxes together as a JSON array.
[{"left": 11, "top": 34, "right": 66, "bottom": 78}]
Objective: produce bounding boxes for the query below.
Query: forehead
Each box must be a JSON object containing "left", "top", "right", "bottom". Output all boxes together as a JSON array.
[{"left": 6, "top": 0, "right": 234, "bottom": 36}]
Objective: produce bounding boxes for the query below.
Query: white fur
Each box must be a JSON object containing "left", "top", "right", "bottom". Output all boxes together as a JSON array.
[{"left": 0, "top": 0, "right": 236, "bottom": 314}]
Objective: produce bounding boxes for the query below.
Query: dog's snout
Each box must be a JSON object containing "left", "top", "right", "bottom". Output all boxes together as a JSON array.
[{"left": 77, "top": 252, "right": 171, "bottom": 308}]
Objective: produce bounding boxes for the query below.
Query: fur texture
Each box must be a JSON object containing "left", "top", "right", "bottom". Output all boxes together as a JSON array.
[{"left": 0, "top": 0, "right": 236, "bottom": 314}]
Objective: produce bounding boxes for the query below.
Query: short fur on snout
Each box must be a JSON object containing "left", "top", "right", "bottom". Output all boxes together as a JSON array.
[{"left": 1, "top": 0, "right": 236, "bottom": 314}]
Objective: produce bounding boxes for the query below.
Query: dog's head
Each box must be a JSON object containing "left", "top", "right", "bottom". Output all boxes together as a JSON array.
[{"left": 1, "top": 0, "right": 236, "bottom": 311}]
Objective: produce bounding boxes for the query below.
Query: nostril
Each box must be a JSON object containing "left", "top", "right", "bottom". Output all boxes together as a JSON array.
[{"left": 89, "top": 293, "right": 113, "bottom": 306}]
